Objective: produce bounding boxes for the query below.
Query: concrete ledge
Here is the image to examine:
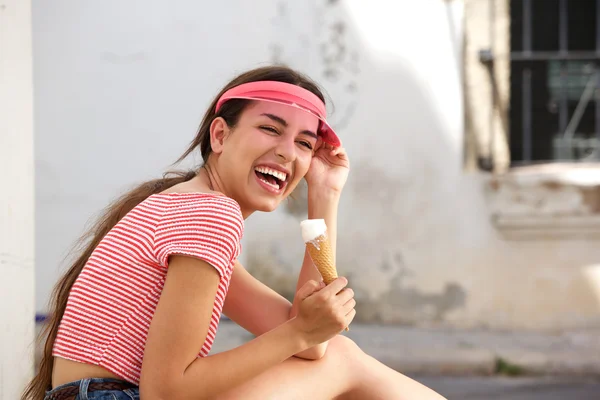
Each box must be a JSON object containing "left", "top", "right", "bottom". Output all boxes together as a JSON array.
[
  {"left": 211, "top": 322, "right": 600, "bottom": 377},
  {"left": 492, "top": 215, "right": 600, "bottom": 240},
  {"left": 484, "top": 163, "right": 600, "bottom": 240}
]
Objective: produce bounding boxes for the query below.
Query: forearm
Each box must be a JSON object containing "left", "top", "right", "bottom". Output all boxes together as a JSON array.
[
  {"left": 290, "top": 190, "right": 340, "bottom": 358},
  {"left": 308, "top": 190, "right": 339, "bottom": 256},
  {"left": 163, "top": 319, "right": 307, "bottom": 399},
  {"left": 291, "top": 190, "right": 340, "bottom": 315}
]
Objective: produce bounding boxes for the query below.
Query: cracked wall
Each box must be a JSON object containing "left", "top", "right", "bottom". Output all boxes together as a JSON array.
[
  {"left": 241, "top": 0, "right": 600, "bottom": 330},
  {"left": 34, "top": 0, "right": 600, "bottom": 331}
]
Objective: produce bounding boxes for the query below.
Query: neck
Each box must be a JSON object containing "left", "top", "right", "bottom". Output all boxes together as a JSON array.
[
  {"left": 200, "top": 164, "right": 254, "bottom": 219},
  {"left": 200, "top": 164, "right": 221, "bottom": 192}
]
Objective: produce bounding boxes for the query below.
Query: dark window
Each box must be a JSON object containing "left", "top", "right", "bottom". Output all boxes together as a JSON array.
[{"left": 509, "top": 0, "right": 600, "bottom": 164}]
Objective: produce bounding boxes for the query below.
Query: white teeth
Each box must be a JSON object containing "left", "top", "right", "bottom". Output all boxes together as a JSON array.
[
  {"left": 254, "top": 166, "right": 287, "bottom": 182},
  {"left": 258, "top": 177, "right": 280, "bottom": 190}
]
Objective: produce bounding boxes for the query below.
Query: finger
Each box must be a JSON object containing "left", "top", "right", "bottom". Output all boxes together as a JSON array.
[
  {"left": 322, "top": 277, "right": 348, "bottom": 296},
  {"left": 331, "top": 146, "right": 344, "bottom": 156},
  {"left": 342, "top": 298, "right": 356, "bottom": 314},
  {"left": 345, "top": 308, "right": 357, "bottom": 323},
  {"left": 335, "top": 148, "right": 348, "bottom": 159},
  {"left": 297, "top": 280, "right": 323, "bottom": 300},
  {"left": 335, "top": 287, "right": 354, "bottom": 304}
]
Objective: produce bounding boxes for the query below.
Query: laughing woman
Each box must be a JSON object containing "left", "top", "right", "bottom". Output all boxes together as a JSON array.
[{"left": 24, "top": 66, "right": 446, "bottom": 400}]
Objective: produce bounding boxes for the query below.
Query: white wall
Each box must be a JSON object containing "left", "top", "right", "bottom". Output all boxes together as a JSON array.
[
  {"left": 32, "top": 0, "right": 465, "bottom": 314},
  {"left": 33, "top": 0, "right": 282, "bottom": 313},
  {"left": 33, "top": 0, "right": 463, "bottom": 312},
  {"left": 33, "top": 0, "right": 600, "bottom": 331},
  {"left": 1, "top": 0, "right": 35, "bottom": 396},
  {"left": 241, "top": 0, "right": 483, "bottom": 324},
  {"left": 32, "top": 0, "right": 388, "bottom": 310}
]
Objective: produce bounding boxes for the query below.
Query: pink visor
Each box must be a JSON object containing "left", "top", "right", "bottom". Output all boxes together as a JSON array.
[{"left": 215, "top": 81, "right": 341, "bottom": 147}]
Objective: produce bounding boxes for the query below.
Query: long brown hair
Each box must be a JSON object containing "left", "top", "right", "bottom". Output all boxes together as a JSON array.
[{"left": 22, "top": 65, "right": 327, "bottom": 399}]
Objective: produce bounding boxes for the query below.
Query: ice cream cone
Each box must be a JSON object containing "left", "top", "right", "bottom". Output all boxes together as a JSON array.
[
  {"left": 305, "top": 234, "right": 338, "bottom": 285},
  {"left": 301, "top": 219, "right": 349, "bottom": 331}
]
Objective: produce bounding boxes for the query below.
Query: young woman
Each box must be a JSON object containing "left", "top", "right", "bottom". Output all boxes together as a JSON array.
[{"left": 24, "top": 66, "right": 446, "bottom": 400}]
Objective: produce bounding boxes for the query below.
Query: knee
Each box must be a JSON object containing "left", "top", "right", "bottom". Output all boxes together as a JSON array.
[
  {"left": 327, "top": 335, "right": 364, "bottom": 362},
  {"left": 322, "top": 335, "right": 367, "bottom": 390}
]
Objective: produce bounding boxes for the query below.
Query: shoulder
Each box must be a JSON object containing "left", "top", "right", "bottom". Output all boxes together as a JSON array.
[
  {"left": 152, "top": 193, "right": 244, "bottom": 270},
  {"left": 154, "top": 193, "right": 244, "bottom": 233}
]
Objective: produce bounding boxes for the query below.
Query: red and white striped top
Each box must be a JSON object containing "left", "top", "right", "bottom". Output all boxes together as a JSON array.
[{"left": 53, "top": 193, "right": 244, "bottom": 385}]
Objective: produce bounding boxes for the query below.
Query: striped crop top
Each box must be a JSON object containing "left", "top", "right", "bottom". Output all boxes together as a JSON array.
[{"left": 52, "top": 193, "right": 244, "bottom": 384}]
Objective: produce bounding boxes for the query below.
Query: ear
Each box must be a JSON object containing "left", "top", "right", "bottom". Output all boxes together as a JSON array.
[{"left": 209, "top": 117, "right": 229, "bottom": 154}]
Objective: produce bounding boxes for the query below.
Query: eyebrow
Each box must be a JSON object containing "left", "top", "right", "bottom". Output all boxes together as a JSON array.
[{"left": 260, "top": 113, "right": 318, "bottom": 140}]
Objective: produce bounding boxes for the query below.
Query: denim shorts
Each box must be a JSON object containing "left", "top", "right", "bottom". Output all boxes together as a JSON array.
[{"left": 44, "top": 378, "right": 139, "bottom": 400}]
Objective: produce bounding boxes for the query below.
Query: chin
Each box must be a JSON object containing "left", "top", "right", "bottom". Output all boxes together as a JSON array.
[{"left": 254, "top": 199, "right": 283, "bottom": 213}]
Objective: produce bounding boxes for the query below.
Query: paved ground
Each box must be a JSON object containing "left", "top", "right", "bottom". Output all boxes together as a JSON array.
[
  {"left": 209, "top": 322, "right": 600, "bottom": 398},
  {"left": 415, "top": 376, "right": 600, "bottom": 400},
  {"left": 33, "top": 321, "right": 600, "bottom": 399},
  {"left": 212, "top": 321, "right": 600, "bottom": 376},
  {"left": 207, "top": 321, "right": 600, "bottom": 400}
]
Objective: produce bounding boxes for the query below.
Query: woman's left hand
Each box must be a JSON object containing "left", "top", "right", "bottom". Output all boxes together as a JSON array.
[{"left": 305, "top": 139, "right": 350, "bottom": 195}]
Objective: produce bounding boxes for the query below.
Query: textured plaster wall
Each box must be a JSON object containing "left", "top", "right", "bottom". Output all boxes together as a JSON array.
[{"left": 33, "top": 0, "right": 600, "bottom": 331}]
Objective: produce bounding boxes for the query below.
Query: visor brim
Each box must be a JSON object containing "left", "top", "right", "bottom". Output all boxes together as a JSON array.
[{"left": 217, "top": 95, "right": 341, "bottom": 147}]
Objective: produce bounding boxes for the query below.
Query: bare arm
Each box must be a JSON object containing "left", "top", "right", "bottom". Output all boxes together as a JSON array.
[
  {"left": 140, "top": 254, "right": 352, "bottom": 400},
  {"left": 223, "top": 261, "right": 325, "bottom": 360},
  {"left": 222, "top": 260, "right": 292, "bottom": 335},
  {"left": 222, "top": 191, "right": 341, "bottom": 360},
  {"left": 223, "top": 191, "right": 341, "bottom": 360},
  {"left": 289, "top": 190, "right": 340, "bottom": 358}
]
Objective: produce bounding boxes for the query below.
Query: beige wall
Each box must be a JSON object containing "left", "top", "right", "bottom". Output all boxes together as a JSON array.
[
  {"left": 244, "top": 0, "right": 600, "bottom": 332},
  {"left": 463, "top": 0, "right": 510, "bottom": 172},
  {"left": 1, "top": 0, "right": 36, "bottom": 397}
]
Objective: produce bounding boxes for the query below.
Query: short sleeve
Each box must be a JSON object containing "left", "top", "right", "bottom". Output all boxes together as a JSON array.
[{"left": 153, "top": 195, "right": 244, "bottom": 277}]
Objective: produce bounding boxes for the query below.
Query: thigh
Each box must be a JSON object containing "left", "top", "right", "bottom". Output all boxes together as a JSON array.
[
  {"left": 215, "top": 358, "right": 340, "bottom": 400},
  {"left": 215, "top": 337, "right": 353, "bottom": 400}
]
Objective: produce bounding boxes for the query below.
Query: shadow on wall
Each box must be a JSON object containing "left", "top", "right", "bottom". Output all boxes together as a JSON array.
[
  {"left": 247, "top": 39, "right": 468, "bottom": 325},
  {"left": 337, "top": 34, "right": 468, "bottom": 323}
]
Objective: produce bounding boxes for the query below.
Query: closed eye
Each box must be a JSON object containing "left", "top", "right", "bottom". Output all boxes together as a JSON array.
[
  {"left": 299, "top": 141, "right": 313, "bottom": 150},
  {"left": 261, "top": 125, "right": 313, "bottom": 150},
  {"left": 260, "top": 126, "right": 280, "bottom": 135}
]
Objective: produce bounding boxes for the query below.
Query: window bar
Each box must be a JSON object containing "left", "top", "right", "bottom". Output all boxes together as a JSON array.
[
  {"left": 559, "top": 65, "right": 569, "bottom": 135},
  {"left": 559, "top": 0, "right": 569, "bottom": 135},
  {"left": 597, "top": 0, "right": 600, "bottom": 55},
  {"left": 523, "top": 0, "right": 532, "bottom": 53},
  {"left": 511, "top": 52, "right": 600, "bottom": 61},
  {"left": 522, "top": 0, "right": 532, "bottom": 161},
  {"left": 597, "top": 0, "right": 600, "bottom": 144},
  {"left": 523, "top": 69, "right": 533, "bottom": 161},
  {"left": 559, "top": 0, "right": 568, "bottom": 54},
  {"left": 596, "top": 68, "right": 600, "bottom": 145},
  {"left": 489, "top": 0, "right": 496, "bottom": 165}
]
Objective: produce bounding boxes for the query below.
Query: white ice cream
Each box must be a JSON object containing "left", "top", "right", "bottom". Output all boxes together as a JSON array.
[{"left": 300, "top": 219, "right": 328, "bottom": 243}]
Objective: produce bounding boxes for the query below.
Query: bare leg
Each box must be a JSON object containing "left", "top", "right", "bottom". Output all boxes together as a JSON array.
[{"left": 216, "top": 335, "right": 447, "bottom": 400}]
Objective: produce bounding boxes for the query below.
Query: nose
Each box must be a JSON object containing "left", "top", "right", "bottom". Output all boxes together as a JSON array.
[{"left": 274, "top": 135, "right": 297, "bottom": 162}]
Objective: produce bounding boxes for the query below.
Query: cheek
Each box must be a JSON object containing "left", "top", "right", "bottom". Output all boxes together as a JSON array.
[{"left": 226, "top": 131, "right": 262, "bottom": 160}]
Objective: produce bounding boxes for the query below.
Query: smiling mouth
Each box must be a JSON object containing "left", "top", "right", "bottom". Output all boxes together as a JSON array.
[{"left": 254, "top": 166, "right": 288, "bottom": 192}]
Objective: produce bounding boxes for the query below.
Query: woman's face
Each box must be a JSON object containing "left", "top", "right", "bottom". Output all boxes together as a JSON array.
[{"left": 211, "top": 100, "right": 320, "bottom": 215}]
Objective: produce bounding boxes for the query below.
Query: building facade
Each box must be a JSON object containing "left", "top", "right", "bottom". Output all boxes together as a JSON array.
[{"left": 30, "top": 0, "right": 600, "bottom": 343}]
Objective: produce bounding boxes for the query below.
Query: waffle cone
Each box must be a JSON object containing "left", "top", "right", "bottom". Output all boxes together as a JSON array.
[
  {"left": 305, "top": 234, "right": 337, "bottom": 284},
  {"left": 305, "top": 233, "right": 349, "bottom": 331}
]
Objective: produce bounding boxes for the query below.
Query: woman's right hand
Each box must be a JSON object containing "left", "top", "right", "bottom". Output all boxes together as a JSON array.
[{"left": 292, "top": 277, "right": 356, "bottom": 346}]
